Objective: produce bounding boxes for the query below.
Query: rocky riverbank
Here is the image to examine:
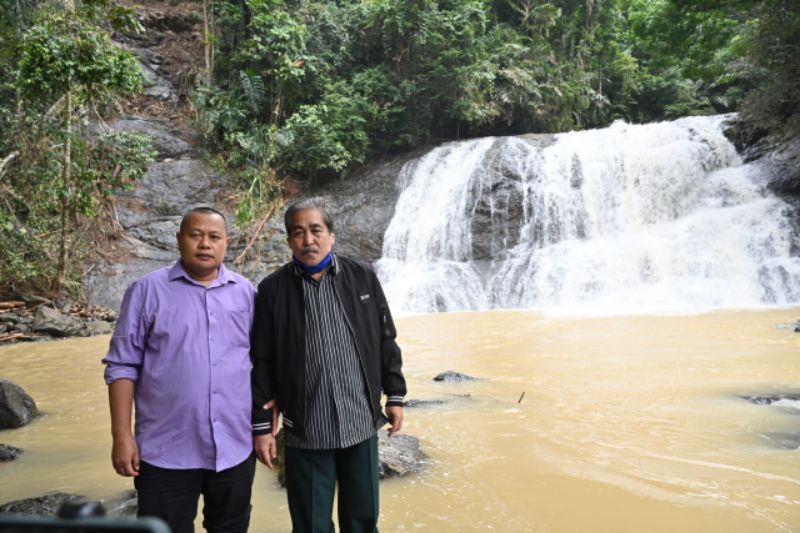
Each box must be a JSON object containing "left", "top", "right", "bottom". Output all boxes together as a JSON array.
[{"left": 0, "top": 297, "right": 116, "bottom": 344}]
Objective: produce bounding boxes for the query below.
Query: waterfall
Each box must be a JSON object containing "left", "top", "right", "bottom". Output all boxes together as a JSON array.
[{"left": 375, "top": 115, "right": 800, "bottom": 314}]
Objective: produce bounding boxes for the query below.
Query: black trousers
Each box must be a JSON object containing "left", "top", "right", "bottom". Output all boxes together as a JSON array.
[
  {"left": 134, "top": 454, "right": 256, "bottom": 533},
  {"left": 285, "top": 435, "right": 380, "bottom": 533}
]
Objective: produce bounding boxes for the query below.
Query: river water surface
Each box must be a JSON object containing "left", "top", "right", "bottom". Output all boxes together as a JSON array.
[{"left": 1, "top": 309, "right": 799, "bottom": 532}]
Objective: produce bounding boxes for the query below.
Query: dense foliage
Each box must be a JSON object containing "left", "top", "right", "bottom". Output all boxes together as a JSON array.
[
  {"left": 1, "top": 0, "right": 798, "bottom": 295},
  {"left": 194, "top": 0, "right": 799, "bottom": 222},
  {"left": 0, "top": 0, "right": 155, "bottom": 294}
]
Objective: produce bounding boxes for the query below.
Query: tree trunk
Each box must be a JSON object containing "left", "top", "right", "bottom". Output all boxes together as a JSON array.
[
  {"left": 14, "top": 0, "right": 23, "bottom": 127},
  {"left": 203, "top": 0, "right": 213, "bottom": 86},
  {"left": 54, "top": 89, "right": 73, "bottom": 293}
]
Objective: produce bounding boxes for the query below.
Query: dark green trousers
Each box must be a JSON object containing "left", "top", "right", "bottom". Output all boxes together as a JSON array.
[{"left": 285, "top": 435, "right": 379, "bottom": 533}]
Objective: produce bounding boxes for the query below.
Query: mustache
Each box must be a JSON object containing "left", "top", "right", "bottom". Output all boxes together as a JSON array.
[{"left": 301, "top": 245, "right": 320, "bottom": 254}]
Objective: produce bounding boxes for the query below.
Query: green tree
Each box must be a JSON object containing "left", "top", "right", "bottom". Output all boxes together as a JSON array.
[{"left": 1, "top": 1, "right": 154, "bottom": 294}]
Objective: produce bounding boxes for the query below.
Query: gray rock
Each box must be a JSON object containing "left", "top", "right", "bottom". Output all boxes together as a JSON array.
[
  {"left": 434, "top": 370, "right": 477, "bottom": 382},
  {"left": 272, "top": 428, "right": 426, "bottom": 487},
  {"left": 110, "top": 117, "right": 193, "bottom": 160},
  {"left": 140, "top": 63, "right": 178, "bottom": 102},
  {"left": 85, "top": 258, "right": 168, "bottom": 312},
  {"left": 82, "top": 320, "right": 114, "bottom": 336},
  {"left": 0, "top": 313, "right": 20, "bottom": 324},
  {"left": 742, "top": 393, "right": 800, "bottom": 408},
  {"left": 0, "top": 379, "right": 41, "bottom": 429},
  {"left": 32, "top": 306, "right": 83, "bottom": 337},
  {"left": 0, "top": 443, "right": 23, "bottom": 461},
  {"left": 378, "top": 429, "right": 427, "bottom": 478},
  {"left": 0, "top": 492, "right": 81, "bottom": 515}
]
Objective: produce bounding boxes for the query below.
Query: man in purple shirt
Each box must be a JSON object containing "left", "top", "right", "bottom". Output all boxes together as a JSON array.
[{"left": 103, "top": 207, "right": 257, "bottom": 533}]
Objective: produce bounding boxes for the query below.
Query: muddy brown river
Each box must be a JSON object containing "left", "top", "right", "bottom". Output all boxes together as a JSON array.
[{"left": 1, "top": 309, "right": 799, "bottom": 532}]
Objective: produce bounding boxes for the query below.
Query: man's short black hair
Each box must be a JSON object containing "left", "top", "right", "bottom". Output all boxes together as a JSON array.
[
  {"left": 283, "top": 198, "right": 334, "bottom": 235},
  {"left": 179, "top": 207, "right": 228, "bottom": 233}
]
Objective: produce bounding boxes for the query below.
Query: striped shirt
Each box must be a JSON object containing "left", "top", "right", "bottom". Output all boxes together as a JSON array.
[{"left": 285, "top": 258, "right": 380, "bottom": 450}]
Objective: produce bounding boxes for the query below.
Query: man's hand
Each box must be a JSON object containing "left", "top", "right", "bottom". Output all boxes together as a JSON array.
[
  {"left": 254, "top": 434, "right": 277, "bottom": 469},
  {"left": 386, "top": 405, "right": 404, "bottom": 437},
  {"left": 112, "top": 433, "right": 140, "bottom": 477},
  {"left": 263, "top": 399, "right": 280, "bottom": 437}
]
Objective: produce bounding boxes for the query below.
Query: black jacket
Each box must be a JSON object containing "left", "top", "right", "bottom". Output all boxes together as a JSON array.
[{"left": 250, "top": 255, "right": 406, "bottom": 438}]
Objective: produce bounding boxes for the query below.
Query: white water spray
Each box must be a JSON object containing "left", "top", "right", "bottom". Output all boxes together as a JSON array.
[{"left": 376, "top": 115, "right": 800, "bottom": 314}]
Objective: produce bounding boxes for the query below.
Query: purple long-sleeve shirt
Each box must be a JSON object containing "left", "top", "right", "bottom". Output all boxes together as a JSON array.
[{"left": 103, "top": 261, "right": 256, "bottom": 472}]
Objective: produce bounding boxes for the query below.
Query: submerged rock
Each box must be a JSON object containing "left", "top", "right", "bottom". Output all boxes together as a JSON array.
[
  {"left": 104, "top": 490, "right": 138, "bottom": 517},
  {"left": 761, "top": 432, "right": 800, "bottom": 450},
  {"left": 273, "top": 428, "right": 427, "bottom": 487},
  {"left": 0, "top": 492, "right": 82, "bottom": 515},
  {"left": 404, "top": 399, "right": 447, "bottom": 408},
  {"left": 0, "top": 443, "right": 23, "bottom": 461},
  {"left": 742, "top": 393, "right": 800, "bottom": 409},
  {"left": 0, "top": 379, "right": 41, "bottom": 429},
  {"left": 434, "top": 371, "right": 478, "bottom": 382}
]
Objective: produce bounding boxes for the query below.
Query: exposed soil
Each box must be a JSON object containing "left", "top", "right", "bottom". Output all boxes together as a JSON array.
[{"left": 117, "top": 0, "right": 206, "bottom": 133}]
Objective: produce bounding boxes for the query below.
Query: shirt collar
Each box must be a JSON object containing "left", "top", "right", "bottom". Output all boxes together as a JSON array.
[{"left": 169, "top": 260, "right": 234, "bottom": 286}]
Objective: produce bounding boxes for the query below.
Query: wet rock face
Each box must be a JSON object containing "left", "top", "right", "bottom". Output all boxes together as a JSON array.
[
  {"left": 0, "top": 379, "right": 41, "bottom": 430},
  {"left": 468, "top": 138, "right": 545, "bottom": 261}
]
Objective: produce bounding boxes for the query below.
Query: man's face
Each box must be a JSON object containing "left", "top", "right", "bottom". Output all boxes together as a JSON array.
[
  {"left": 176, "top": 212, "right": 228, "bottom": 282},
  {"left": 288, "top": 208, "right": 335, "bottom": 267}
]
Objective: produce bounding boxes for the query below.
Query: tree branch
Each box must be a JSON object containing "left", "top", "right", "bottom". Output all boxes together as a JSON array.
[
  {"left": 0, "top": 151, "right": 19, "bottom": 181},
  {"left": 234, "top": 203, "right": 279, "bottom": 266}
]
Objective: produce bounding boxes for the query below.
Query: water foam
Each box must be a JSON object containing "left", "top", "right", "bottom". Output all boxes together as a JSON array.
[{"left": 376, "top": 115, "right": 800, "bottom": 314}]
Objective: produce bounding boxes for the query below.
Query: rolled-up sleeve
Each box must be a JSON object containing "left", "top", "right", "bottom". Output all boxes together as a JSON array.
[{"left": 103, "top": 281, "right": 147, "bottom": 384}]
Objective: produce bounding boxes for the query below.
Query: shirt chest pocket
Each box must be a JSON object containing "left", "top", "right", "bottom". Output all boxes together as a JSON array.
[{"left": 223, "top": 308, "right": 252, "bottom": 349}]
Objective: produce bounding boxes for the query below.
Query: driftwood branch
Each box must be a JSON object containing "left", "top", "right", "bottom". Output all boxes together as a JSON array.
[{"left": 234, "top": 203, "right": 278, "bottom": 266}]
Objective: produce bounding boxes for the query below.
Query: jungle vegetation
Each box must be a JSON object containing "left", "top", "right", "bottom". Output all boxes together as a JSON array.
[{"left": 0, "top": 0, "right": 798, "bottom": 294}]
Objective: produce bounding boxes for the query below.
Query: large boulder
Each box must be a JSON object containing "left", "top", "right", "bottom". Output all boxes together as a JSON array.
[
  {"left": 32, "top": 306, "right": 83, "bottom": 338},
  {"left": 377, "top": 429, "right": 427, "bottom": 478},
  {"left": 0, "top": 379, "right": 41, "bottom": 429}
]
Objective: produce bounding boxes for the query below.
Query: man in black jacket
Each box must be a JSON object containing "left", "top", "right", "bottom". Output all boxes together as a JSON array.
[{"left": 251, "top": 198, "right": 406, "bottom": 533}]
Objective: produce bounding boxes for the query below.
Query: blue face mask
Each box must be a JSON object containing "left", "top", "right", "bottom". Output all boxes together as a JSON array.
[{"left": 293, "top": 252, "right": 333, "bottom": 274}]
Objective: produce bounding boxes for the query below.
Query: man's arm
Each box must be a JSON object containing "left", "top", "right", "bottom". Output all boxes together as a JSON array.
[
  {"left": 109, "top": 379, "right": 139, "bottom": 477},
  {"left": 251, "top": 284, "right": 277, "bottom": 437},
  {"left": 371, "top": 270, "right": 407, "bottom": 434}
]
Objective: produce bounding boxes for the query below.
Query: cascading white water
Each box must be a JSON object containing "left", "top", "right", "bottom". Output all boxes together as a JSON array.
[{"left": 375, "top": 115, "right": 800, "bottom": 314}]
